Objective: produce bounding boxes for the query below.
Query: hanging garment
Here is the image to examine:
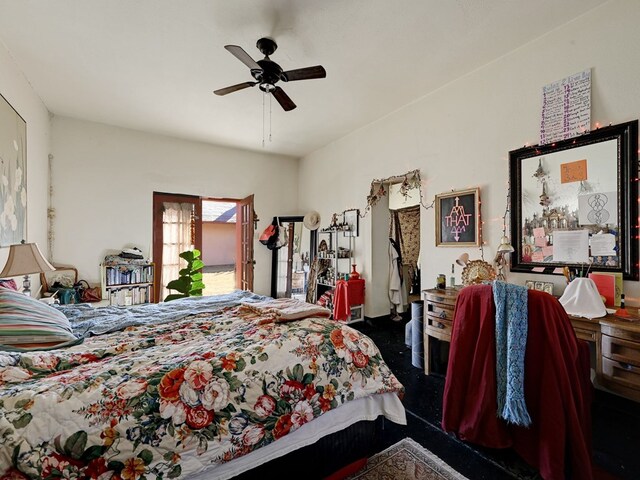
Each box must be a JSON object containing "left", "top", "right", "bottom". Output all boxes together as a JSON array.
[
  {"left": 333, "top": 280, "right": 351, "bottom": 321},
  {"left": 388, "top": 238, "right": 407, "bottom": 314}
]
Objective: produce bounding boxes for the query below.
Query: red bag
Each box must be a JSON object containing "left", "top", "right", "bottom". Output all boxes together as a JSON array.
[
  {"left": 81, "top": 286, "right": 102, "bottom": 303},
  {"left": 259, "top": 223, "right": 277, "bottom": 245},
  {"left": 259, "top": 218, "right": 286, "bottom": 250}
]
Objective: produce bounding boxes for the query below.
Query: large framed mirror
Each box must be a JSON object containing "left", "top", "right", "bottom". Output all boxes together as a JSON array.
[
  {"left": 509, "top": 120, "right": 638, "bottom": 280},
  {"left": 270, "top": 216, "right": 318, "bottom": 299}
]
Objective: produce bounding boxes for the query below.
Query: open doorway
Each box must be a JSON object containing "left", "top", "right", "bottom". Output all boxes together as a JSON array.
[
  {"left": 201, "top": 199, "right": 237, "bottom": 296},
  {"left": 370, "top": 181, "right": 422, "bottom": 319},
  {"left": 152, "top": 192, "right": 254, "bottom": 301},
  {"left": 389, "top": 182, "right": 422, "bottom": 307}
]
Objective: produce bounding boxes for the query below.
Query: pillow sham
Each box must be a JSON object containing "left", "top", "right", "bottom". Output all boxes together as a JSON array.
[
  {"left": 0, "top": 288, "right": 81, "bottom": 351},
  {"left": 0, "top": 278, "right": 18, "bottom": 291}
]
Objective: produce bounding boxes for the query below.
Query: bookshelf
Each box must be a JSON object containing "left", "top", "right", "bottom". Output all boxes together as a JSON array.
[{"left": 101, "top": 262, "right": 154, "bottom": 306}]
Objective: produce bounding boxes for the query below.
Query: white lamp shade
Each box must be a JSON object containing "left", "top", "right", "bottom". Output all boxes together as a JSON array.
[
  {"left": 0, "top": 242, "right": 55, "bottom": 277},
  {"left": 497, "top": 236, "right": 515, "bottom": 253}
]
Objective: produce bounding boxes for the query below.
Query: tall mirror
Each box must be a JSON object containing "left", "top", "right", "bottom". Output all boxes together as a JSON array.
[
  {"left": 509, "top": 120, "right": 638, "bottom": 280},
  {"left": 270, "top": 216, "right": 318, "bottom": 299}
]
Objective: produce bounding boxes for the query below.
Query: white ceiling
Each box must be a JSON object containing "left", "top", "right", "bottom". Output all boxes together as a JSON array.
[{"left": 0, "top": 0, "right": 609, "bottom": 158}]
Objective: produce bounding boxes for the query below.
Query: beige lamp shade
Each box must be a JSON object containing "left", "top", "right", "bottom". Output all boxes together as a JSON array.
[
  {"left": 0, "top": 242, "right": 55, "bottom": 277},
  {"left": 455, "top": 252, "right": 469, "bottom": 267}
]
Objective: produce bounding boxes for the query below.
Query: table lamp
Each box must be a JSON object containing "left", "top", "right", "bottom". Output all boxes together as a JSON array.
[{"left": 0, "top": 241, "right": 55, "bottom": 296}]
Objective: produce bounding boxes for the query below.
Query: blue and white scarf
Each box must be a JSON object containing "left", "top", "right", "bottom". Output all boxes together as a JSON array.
[{"left": 493, "top": 281, "right": 532, "bottom": 427}]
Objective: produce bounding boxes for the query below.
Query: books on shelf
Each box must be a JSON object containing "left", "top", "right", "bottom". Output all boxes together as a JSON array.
[
  {"left": 105, "top": 265, "right": 154, "bottom": 286},
  {"left": 108, "top": 285, "right": 152, "bottom": 306},
  {"left": 102, "top": 262, "right": 154, "bottom": 306}
]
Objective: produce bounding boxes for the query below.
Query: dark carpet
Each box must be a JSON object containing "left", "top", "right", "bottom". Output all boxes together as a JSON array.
[{"left": 352, "top": 313, "right": 640, "bottom": 480}]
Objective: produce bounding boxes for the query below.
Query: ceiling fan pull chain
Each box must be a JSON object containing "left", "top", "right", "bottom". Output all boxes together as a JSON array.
[
  {"left": 269, "top": 93, "right": 272, "bottom": 143},
  {"left": 262, "top": 91, "right": 266, "bottom": 148}
]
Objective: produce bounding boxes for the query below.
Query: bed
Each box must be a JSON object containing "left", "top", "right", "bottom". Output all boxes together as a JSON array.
[{"left": 0, "top": 290, "right": 405, "bottom": 479}]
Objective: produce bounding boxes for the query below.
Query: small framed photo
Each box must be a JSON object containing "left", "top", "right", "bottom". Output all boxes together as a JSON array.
[
  {"left": 435, "top": 187, "right": 480, "bottom": 247},
  {"left": 342, "top": 209, "right": 359, "bottom": 237},
  {"left": 525, "top": 280, "right": 554, "bottom": 294}
]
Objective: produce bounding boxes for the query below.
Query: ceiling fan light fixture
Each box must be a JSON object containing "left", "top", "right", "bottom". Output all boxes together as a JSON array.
[{"left": 259, "top": 83, "right": 276, "bottom": 93}]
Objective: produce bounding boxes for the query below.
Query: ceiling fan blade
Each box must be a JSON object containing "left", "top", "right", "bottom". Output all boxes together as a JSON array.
[
  {"left": 281, "top": 65, "right": 326, "bottom": 82},
  {"left": 272, "top": 87, "right": 297, "bottom": 111},
  {"left": 213, "top": 81, "right": 257, "bottom": 96},
  {"left": 224, "top": 45, "right": 262, "bottom": 70}
]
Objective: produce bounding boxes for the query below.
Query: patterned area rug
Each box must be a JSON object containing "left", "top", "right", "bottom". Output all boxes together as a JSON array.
[{"left": 347, "top": 438, "right": 469, "bottom": 480}]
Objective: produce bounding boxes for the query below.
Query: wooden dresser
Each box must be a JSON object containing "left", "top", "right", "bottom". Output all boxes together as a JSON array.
[
  {"left": 598, "top": 312, "right": 640, "bottom": 402},
  {"left": 422, "top": 287, "right": 459, "bottom": 374},
  {"left": 422, "top": 287, "right": 640, "bottom": 402},
  {"left": 567, "top": 309, "right": 640, "bottom": 402}
]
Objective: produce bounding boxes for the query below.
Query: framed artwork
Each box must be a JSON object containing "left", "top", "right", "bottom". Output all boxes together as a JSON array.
[
  {"left": 0, "top": 93, "right": 27, "bottom": 246},
  {"left": 509, "top": 121, "right": 638, "bottom": 280},
  {"left": 435, "top": 187, "right": 480, "bottom": 247},
  {"left": 342, "top": 209, "right": 359, "bottom": 237}
]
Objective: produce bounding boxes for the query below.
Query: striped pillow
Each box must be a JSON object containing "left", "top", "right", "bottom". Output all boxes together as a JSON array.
[{"left": 0, "top": 288, "right": 81, "bottom": 351}]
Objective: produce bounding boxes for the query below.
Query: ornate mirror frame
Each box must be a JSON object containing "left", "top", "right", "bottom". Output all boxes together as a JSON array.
[{"left": 509, "top": 120, "right": 638, "bottom": 280}]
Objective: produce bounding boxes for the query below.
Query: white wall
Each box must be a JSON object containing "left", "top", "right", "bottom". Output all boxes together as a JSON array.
[
  {"left": 299, "top": 0, "right": 640, "bottom": 315},
  {"left": 51, "top": 116, "right": 298, "bottom": 295},
  {"left": 0, "top": 41, "right": 51, "bottom": 293}
]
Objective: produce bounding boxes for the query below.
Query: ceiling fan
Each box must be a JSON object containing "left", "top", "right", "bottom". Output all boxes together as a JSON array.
[{"left": 214, "top": 37, "right": 326, "bottom": 112}]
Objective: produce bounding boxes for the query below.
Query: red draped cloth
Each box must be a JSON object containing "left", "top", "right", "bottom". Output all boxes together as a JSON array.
[
  {"left": 333, "top": 280, "right": 351, "bottom": 321},
  {"left": 442, "top": 284, "right": 593, "bottom": 480}
]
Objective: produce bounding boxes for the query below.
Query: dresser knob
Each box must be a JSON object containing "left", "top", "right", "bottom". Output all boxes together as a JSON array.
[{"left": 618, "top": 361, "right": 633, "bottom": 371}]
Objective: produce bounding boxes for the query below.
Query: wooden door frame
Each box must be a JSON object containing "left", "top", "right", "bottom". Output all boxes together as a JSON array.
[{"left": 152, "top": 192, "right": 202, "bottom": 302}]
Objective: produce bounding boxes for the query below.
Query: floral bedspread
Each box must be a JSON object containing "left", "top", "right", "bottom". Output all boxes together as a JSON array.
[{"left": 0, "top": 302, "right": 404, "bottom": 479}]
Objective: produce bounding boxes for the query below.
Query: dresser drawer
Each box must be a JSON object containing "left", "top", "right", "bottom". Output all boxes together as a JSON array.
[
  {"left": 423, "top": 291, "right": 457, "bottom": 306},
  {"left": 569, "top": 316, "right": 599, "bottom": 343},
  {"left": 425, "top": 301, "right": 455, "bottom": 321},
  {"left": 573, "top": 327, "right": 597, "bottom": 343},
  {"left": 601, "top": 324, "right": 640, "bottom": 343},
  {"left": 601, "top": 357, "right": 640, "bottom": 392},
  {"left": 425, "top": 313, "right": 452, "bottom": 340},
  {"left": 602, "top": 334, "right": 640, "bottom": 368}
]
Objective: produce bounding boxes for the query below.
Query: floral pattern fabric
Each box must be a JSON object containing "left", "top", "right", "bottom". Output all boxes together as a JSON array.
[{"left": 0, "top": 303, "right": 403, "bottom": 479}]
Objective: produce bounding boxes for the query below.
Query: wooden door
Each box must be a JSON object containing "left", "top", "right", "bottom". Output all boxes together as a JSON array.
[
  {"left": 152, "top": 192, "right": 202, "bottom": 302},
  {"left": 236, "top": 194, "right": 255, "bottom": 291}
]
